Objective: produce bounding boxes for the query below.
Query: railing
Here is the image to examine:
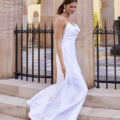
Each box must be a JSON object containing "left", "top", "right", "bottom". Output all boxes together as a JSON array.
[
  {"left": 14, "top": 21, "right": 54, "bottom": 84},
  {"left": 94, "top": 21, "right": 120, "bottom": 89}
]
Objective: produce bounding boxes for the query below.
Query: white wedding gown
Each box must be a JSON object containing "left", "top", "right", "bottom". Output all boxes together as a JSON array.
[{"left": 27, "top": 19, "right": 88, "bottom": 120}]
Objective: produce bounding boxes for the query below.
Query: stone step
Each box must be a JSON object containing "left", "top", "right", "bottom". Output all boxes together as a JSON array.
[
  {"left": 78, "top": 107, "right": 120, "bottom": 120},
  {"left": 0, "top": 79, "right": 51, "bottom": 99},
  {"left": 26, "top": 107, "right": 120, "bottom": 120},
  {"left": 1, "top": 80, "right": 120, "bottom": 110},
  {"left": 1, "top": 105, "right": 120, "bottom": 120},
  {"left": 95, "top": 82, "right": 120, "bottom": 89},
  {"left": 0, "top": 113, "right": 27, "bottom": 120},
  {"left": 0, "top": 94, "right": 29, "bottom": 119},
  {"left": 83, "top": 88, "right": 120, "bottom": 110},
  {"left": 0, "top": 89, "right": 120, "bottom": 120}
]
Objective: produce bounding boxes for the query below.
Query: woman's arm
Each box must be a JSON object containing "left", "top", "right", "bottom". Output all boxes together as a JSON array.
[{"left": 54, "top": 17, "right": 66, "bottom": 78}]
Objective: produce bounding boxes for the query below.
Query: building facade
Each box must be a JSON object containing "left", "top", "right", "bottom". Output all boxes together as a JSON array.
[
  {"left": 28, "top": 0, "right": 41, "bottom": 26},
  {"left": 28, "top": 0, "right": 41, "bottom": 43},
  {"left": 94, "top": 0, "right": 120, "bottom": 46},
  {"left": 94, "top": 0, "right": 120, "bottom": 22},
  {"left": 28, "top": 0, "right": 38, "bottom": 5}
]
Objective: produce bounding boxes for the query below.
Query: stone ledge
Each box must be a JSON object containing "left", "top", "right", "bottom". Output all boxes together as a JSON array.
[
  {"left": 0, "top": 92, "right": 120, "bottom": 120},
  {"left": 0, "top": 94, "right": 28, "bottom": 119},
  {"left": 78, "top": 107, "right": 120, "bottom": 120},
  {"left": 18, "top": 82, "right": 51, "bottom": 99},
  {"left": 27, "top": 107, "right": 120, "bottom": 120},
  {"left": 0, "top": 79, "right": 31, "bottom": 97},
  {"left": 83, "top": 88, "right": 120, "bottom": 110},
  {"left": 0, "top": 113, "right": 27, "bottom": 120},
  {"left": 0, "top": 79, "right": 51, "bottom": 99}
]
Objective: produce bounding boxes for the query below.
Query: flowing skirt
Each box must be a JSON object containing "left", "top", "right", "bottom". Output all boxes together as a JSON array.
[{"left": 27, "top": 41, "right": 88, "bottom": 120}]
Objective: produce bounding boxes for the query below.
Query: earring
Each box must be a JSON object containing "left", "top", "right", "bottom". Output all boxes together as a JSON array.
[{"left": 63, "top": 7, "right": 65, "bottom": 12}]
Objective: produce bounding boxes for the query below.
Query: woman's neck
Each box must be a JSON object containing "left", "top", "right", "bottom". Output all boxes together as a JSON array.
[{"left": 61, "top": 12, "right": 70, "bottom": 18}]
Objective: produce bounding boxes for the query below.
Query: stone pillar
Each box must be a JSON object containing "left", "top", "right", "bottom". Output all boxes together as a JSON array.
[
  {"left": 54, "top": 0, "right": 63, "bottom": 84},
  {"left": 54, "top": 0, "right": 94, "bottom": 89},
  {"left": 23, "top": 0, "right": 28, "bottom": 30},
  {"left": 23, "top": 0, "right": 28, "bottom": 47},
  {"left": 40, "top": 0, "right": 54, "bottom": 48},
  {"left": 0, "top": 0, "right": 27, "bottom": 79},
  {"left": 75, "top": 0, "right": 94, "bottom": 89},
  {"left": 101, "top": 0, "right": 115, "bottom": 46}
]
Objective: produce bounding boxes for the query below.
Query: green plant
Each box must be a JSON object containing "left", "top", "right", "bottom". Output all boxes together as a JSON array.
[
  {"left": 94, "top": 10, "right": 101, "bottom": 29},
  {"left": 94, "top": 10, "right": 101, "bottom": 46},
  {"left": 37, "top": 0, "right": 41, "bottom": 4}
]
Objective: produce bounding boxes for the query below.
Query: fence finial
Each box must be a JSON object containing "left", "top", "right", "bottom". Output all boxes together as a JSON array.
[
  {"left": 44, "top": 21, "right": 47, "bottom": 29},
  {"left": 32, "top": 22, "right": 34, "bottom": 29},
  {"left": 21, "top": 22, "right": 23, "bottom": 30},
  {"left": 27, "top": 22, "right": 29, "bottom": 29},
  {"left": 51, "top": 21, "right": 53, "bottom": 29},
  {"left": 97, "top": 21, "right": 99, "bottom": 30},
  {"left": 16, "top": 23, "right": 18, "bottom": 30},
  {"left": 38, "top": 23, "right": 40, "bottom": 29},
  {"left": 113, "top": 22, "right": 115, "bottom": 30},
  {"left": 104, "top": 20, "right": 107, "bottom": 29}
]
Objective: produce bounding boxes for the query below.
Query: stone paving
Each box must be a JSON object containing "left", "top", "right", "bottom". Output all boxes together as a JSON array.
[
  {"left": 95, "top": 47, "right": 120, "bottom": 81},
  {"left": 0, "top": 113, "right": 27, "bottom": 120},
  {"left": 23, "top": 48, "right": 52, "bottom": 76}
]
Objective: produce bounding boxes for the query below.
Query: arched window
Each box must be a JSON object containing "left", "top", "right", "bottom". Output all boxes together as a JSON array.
[{"left": 33, "top": 11, "right": 39, "bottom": 23}]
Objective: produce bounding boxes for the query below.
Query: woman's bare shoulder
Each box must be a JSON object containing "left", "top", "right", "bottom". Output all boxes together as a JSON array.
[{"left": 55, "top": 15, "right": 66, "bottom": 25}]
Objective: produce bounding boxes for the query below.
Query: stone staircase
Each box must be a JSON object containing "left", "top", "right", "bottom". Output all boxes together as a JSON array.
[{"left": 0, "top": 79, "right": 120, "bottom": 120}]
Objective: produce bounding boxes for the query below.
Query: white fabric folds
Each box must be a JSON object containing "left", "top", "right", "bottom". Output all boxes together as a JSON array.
[{"left": 27, "top": 20, "right": 88, "bottom": 120}]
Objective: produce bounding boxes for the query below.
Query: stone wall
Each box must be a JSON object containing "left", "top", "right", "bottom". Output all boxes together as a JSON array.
[{"left": 0, "top": 0, "right": 27, "bottom": 79}]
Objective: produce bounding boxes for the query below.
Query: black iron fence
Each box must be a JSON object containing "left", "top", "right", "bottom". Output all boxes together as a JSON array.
[
  {"left": 94, "top": 21, "right": 120, "bottom": 89},
  {"left": 14, "top": 22, "right": 54, "bottom": 84}
]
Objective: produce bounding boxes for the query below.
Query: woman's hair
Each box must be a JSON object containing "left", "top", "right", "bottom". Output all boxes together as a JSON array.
[{"left": 57, "top": 0, "right": 77, "bottom": 15}]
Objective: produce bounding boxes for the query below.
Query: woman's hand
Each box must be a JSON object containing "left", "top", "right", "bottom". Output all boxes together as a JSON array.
[{"left": 62, "top": 64, "right": 66, "bottom": 79}]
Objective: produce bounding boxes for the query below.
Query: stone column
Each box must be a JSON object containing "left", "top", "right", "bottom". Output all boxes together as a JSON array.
[
  {"left": 75, "top": 0, "right": 94, "bottom": 89},
  {"left": 23, "top": 0, "right": 28, "bottom": 30},
  {"left": 23, "top": 0, "right": 28, "bottom": 47},
  {"left": 40, "top": 0, "right": 54, "bottom": 48},
  {"left": 101, "top": 0, "right": 115, "bottom": 46},
  {"left": 54, "top": 0, "right": 63, "bottom": 84},
  {"left": 0, "top": 0, "right": 8, "bottom": 79},
  {"left": 0, "top": 0, "right": 26, "bottom": 79},
  {"left": 54, "top": 0, "right": 94, "bottom": 89}
]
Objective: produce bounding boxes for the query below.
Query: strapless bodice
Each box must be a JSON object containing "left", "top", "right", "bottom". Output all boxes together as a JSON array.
[{"left": 62, "top": 22, "right": 80, "bottom": 44}]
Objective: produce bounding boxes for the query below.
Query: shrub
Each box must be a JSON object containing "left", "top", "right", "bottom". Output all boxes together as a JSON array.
[
  {"left": 37, "top": 0, "right": 41, "bottom": 4},
  {"left": 94, "top": 10, "right": 102, "bottom": 46}
]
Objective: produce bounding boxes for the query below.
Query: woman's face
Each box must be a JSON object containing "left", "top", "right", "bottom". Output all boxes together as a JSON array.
[{"left": 64, "top": 2, "right": 77, "bottom": 15}]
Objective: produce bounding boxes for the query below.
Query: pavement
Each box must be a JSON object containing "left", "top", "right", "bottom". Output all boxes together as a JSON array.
[
  {"left": 95, "top": 47, "right": 120, "bottom": 81},
  {"left": 22, "top": 48, "right": 52, "bottom": 76}
]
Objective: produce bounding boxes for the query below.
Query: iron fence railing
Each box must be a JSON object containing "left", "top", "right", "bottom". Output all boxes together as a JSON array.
[
  {"left": 94, "top": 21, "right": 120, "bottom": 89},
  {"left": 14, "top": 21, "right": 54, "bottom": 84}
]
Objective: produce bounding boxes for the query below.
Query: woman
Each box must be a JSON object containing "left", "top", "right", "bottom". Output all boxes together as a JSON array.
[{"left": 27, "top": 0, "right": 88, "bottom": 120}]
